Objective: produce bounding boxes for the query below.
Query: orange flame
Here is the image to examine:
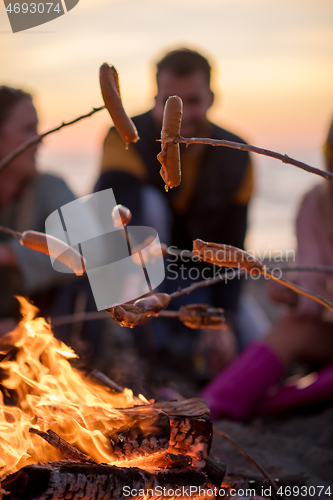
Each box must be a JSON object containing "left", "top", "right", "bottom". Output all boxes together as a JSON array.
[{"left": 0, "top": 298, "right": 147, "bottom": 478}]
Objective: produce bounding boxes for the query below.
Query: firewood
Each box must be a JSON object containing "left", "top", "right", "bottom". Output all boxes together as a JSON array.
[
  {"left": 153, "top": 398, "right": 213, "bottom": 467},
  {"left": 104, "top": 408, "right": 170, "bottom": 460},
  {"left": 107, "top": 398, "right": 212, "bottom": 467},
  {"left": 29, "top": 428, "right": 97, "bottom": 464},
  {"left": 2, "top": 460, "right": 208, "bottom": 500},
  {"left": 203, "top": 456, "right": 226, "bottom": 488},
  {"left": 149, "top": 453, "right": 193, "bottom": 469},
  {"left": 87, "top": 369, "right": 125, "bottom": 394}
]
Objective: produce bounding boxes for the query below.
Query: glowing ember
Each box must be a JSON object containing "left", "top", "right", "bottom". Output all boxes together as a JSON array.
[{"left": 0, "top": 298, "right": 148, "bottom": 478}]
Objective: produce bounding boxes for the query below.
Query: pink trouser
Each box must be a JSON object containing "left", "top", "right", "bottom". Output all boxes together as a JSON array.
[{"left": 200, "top": 342, "right": 333, "bottom": 421}]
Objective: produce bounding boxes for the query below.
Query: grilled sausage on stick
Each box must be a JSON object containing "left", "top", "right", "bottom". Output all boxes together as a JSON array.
[
  {"left": 0, "top": 226, "right": 85, "bottom": 276},
  {"left": 157, "top": 95, "right": 183, "bottom": 190},
  {"left": 100, "top": 63, "right": 139, "bottom": 147}
]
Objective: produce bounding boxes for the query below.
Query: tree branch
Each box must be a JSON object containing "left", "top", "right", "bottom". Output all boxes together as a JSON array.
[
  {"left": 0, "top": 225, "right": 21, "bottom": 238},
  {"left": 174, "top": 136, "right": 333, "bottom": 182},
  {"left": 167, "top": 248, "right": 333, "bottom": 274},
  {"left": 263, "top": 268, "right": 333, "bottom": 312},
  {"left": 277, "top": 265, "right": 333, "bottom": 273},
  {"left": 170, "top": 267, "right": 333, "bottom": 313},
  {"left": 51, "top": 308, "right": 181, "bottom": 326},
  {"left": 0, "top": 105, "right": 105, "bottom": 173},
  {"left": 213, "top": 428, "right": 282, "bottom": 499}
]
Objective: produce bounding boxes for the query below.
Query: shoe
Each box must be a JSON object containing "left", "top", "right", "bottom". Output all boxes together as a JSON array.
[
  {"left": 200, "top": 342, "right": 284, "bottom": 420},
  {"left": 255, "top": 362, "right": 333, "bottom": 415}
]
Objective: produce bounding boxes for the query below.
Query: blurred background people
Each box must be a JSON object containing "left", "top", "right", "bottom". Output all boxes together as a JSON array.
[
  {"left": 0, "top": 86, "right": 75, "bottom": 328},
  {"left": 95, "top": 47, "right": 254, "bottom": 383},
  {"left": 0, "top": 86, "right": 101, "bottom": 359},
  {"left": 201, "top": 116, "right": 333, "bottom": 420}
]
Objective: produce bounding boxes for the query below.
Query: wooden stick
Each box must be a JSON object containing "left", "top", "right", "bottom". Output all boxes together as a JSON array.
[
  {"left": 170, "top": 266, "right": 333, "bottom": 312},
  {"left": 275, "top": 265, "right": 333, "bottom": 273},
  {"left": 85, "top": 369, "right": 145, "bottom": 405},
  {"left": 0, "top": 105, "right": 105, "bottom": 172},
  {"left": 4, "top": 214, "right": 329, "bottom": 322},
  {"left": 29, "top": 428, "right": 98, "bottom": 464},
  {"left": 263, "top": 267, "right": 333, "bottom": 312},
  {"left": 2, "top": 460, "right": 208, "bottom": 500},
  {"left": 87, "top": 368, "right": 124, "bottom": 394},
  {"left": 167, "top": 247, "right": 333, "bottom": 274},
  {"left": 213, "top": 428, "right": 283, "bottom": 500},
  {"left": 174, "top": 135, "right": 333, "bottom": 182},
  {"left": 51, "top": 309, "right": 180, "bottom": 326},
  {"left": 169, "top": 271, "right": 242, "bottom": 300},
  {"left": 2, "top": 224, "right": 333, "bottom": 278},
  {"left": 0, "top": 225, "right": 21, "bottom": 238}
]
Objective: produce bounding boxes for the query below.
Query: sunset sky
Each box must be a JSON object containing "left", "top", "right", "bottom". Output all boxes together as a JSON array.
[{"left": 1, "top": 0, "right": 333, "bottom": 252}]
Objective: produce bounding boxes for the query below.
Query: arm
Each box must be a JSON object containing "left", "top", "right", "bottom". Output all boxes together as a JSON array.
[{"left": 293, "top": 187, "right": 329, "bottom": 317}]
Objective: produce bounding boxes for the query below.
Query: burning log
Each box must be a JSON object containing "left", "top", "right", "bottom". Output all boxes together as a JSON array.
[
  {"left": 104, "top": 408, "right": 170, "bottom": 460},
  {"left": 2, "top": 460, "right": 208, "bottom": 500},
  {"left": 29, "top": 428, "right": 98, "bottom": 465},
  {"left": 154, "top": 399, "right": 212, "bottom": 468},
  {"left": 203, "top": 456, "right": 227, "bottom": 489},
  {"left": 0, "top": 299, "right": 221, "bottom": 496},
  {"left": 106, "top": 398, "right": 212, "bottom": 468},
  {"left": 87, "top": 369, "right": 125, "bottom": 394}
]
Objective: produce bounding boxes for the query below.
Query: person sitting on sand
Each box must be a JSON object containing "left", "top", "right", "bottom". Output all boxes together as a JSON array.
[{"left": 200, "top": 116, "right": 333, "bottom": 420}]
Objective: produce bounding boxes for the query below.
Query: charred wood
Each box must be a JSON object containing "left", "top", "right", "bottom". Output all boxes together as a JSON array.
[
  {"left": 109, "top": 399, "right": 212, "bottom": 467},
  {"left": 29, "top": 428, "right": 97, "bottom": 464},
  {"left": 104, "top": 409, "right": 170, "bottom": 460},
  {"left": 153, "top": 398, "right": 212, "bottom": 467},
  {"left": 87, "top": 369, "right": 125, "bottom": 394},
  {"left": 203, "top": 456, "right": 226, "bottom": 488},
  {"left": 2, "top": 460, "right": 208, "bottom": 500}
]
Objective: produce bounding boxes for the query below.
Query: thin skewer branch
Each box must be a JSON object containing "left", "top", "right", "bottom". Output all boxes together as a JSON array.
[
  {"left": 51, "top": 308, "right": 182, "bottom": 326},
  {"left": 170, "top": 266, "right": 333, "bottom": 313},
  {"left": 213, "top": 428, "right": 282, "bottom": 499},
  {"left": 1, "top": 225, "right": 332, "bottom": 276},
  {"left": 263, "top": 268, "right": 333, "bottom": 312},
  {"left": 167, "top": 247, "right": 333, "bottom": 274},
  {"left": 0, "top": 225, "right": 21, "bottom": 238},
  {"left": 2, "top": 222, "right": 332, "bottom": 321},
  {"left": 174, "top": 135, "right": 333, "bottom": 182},
  {"left": 51, "top": 265, "right": 333, "bottom": 327},
  {"left": 0, "top": 105, "right": 105, "bottom": 172}
]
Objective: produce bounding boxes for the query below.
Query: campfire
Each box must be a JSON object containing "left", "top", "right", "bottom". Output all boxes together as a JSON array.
[{"left": 0, "top": 299, "right": 225, "bottom": 500}]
